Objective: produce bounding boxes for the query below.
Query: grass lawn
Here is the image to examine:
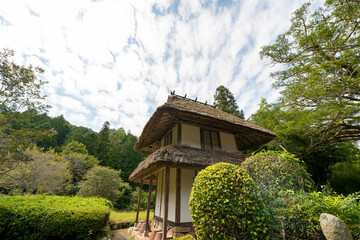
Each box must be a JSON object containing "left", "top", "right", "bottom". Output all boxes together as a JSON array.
[{"left": 109, "top": 210, "right": 154, "bottom": 222}]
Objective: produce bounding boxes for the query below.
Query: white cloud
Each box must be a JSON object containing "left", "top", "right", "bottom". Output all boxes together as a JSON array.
[{"left": 0, "top": 0, "right": 325, "bottom": 135}]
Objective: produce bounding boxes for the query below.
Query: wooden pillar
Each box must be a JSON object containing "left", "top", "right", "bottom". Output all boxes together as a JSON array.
[
  {"left": 135, "top": 179, "right": 143, "bottom": 227},
  {"left": 175, "top": 168, "right": 181, "bottom": 224},
  {"left": 153, "top": 173, "right": 158, "bottom": 216},
  {"left": 162, "top": 167, "right": 170, "bottom": 240},
  {"left": 144, "top": 176, "right": 153, "bottom": 237}
]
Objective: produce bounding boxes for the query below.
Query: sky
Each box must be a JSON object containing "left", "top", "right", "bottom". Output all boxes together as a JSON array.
[{"left": 0, "top": 0, "right": 324, "bottom": 136}]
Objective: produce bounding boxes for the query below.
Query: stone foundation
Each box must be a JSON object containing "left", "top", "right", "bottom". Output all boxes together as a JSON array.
[{"left": 151, "top": 218, "right": 195, "bottom": 238}]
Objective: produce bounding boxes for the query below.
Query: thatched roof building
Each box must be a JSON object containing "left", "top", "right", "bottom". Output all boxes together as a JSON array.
[
  {"left": 129, "top": 144, "right": 246, "bottom": 183},
  {"left": 135, "top": 94, "right": 276, "bottom": 154},
  {"left": 129, "top": 94, "right": 276, "bottom": 239}
]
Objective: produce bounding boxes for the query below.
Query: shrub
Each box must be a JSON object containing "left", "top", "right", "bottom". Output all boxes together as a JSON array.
[
  {"left": 190, "top": 162, "right": 267, "bottom": 239},
  {"left": 282, "top": 190, "right": 360, "bottom": 239},
  {"left": 173, "top": 235, "right": 195, "bottom": 240},
  {"left": 0, "top": 195, "right": 111, "bottom": 240},
  {"left": 242, "top": 151, "right": 360, "bottom": 239},
  {"left": 329, "top": 161, "right": 360, "bottom": 195},
  {"left": 242, "top": 150, "right": 314, "bottom": 193},
  {"left": 77, "top": 166, "right": 123, "bottom": 204}
]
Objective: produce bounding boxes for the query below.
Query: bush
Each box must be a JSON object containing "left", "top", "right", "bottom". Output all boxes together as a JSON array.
[
  {"left": 329, "top": 161, "right": 360, "bottom": 195},
  {"left": 281, "top": 190, "right": 360, "bottom": 239},
  {"left": 190, "top": 162, "right": 267, "bottom": 239},
  {"left": 242, "top": 151, "right": 360, "bottom": 239},
  {"left": 242, "top": 151, "right": 314, "bottom": 193},
  {"left": 173, "top": 235, "right": 195, "bottom": 240},
  {"left": 77, "top": 166, "right": 123, "bottom": 204},
  {"left": 0, "top": 195, "right": 111, "bottom": 240}
]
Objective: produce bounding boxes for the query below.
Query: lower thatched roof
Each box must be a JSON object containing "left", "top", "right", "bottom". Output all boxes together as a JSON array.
[{"left": 129, "top": 144, "right": 246, "bottom": 183}]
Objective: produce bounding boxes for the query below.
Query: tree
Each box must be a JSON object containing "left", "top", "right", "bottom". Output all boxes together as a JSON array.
[
  {"left": 260, "top": 0, "right": 360, "bottom": 153},
  {"left": 213, "top": 85, "right": 244, "bottom": 119},
  {"left": 0, "top": 48, "right": 48, "bottom": 111},
  {"left": 97, "top": 121, "right": 111, "bottom": 166},
  {"left": 61, "top": 141, "right": 99, "bottom": 186},
  {"left": 0, "top": 147, "right": 71, "bottom": 194},
  {"left": 62, "top": 140, "right": 89, "bottom": 155},
  {"left": 0, "top": 49, "right": 53, "bottom": 175},
  {"left": 117, "top": 133, "right": 145, "bottom": 183},
  {"left": 77, "top": 166, "right": 123, "bottom": 204}
]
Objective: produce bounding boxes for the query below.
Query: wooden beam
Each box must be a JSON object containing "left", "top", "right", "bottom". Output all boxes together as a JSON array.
[
  {"left": 177, "top": 123, "right": 182, "bottom": 144},
  {"left": 144, "top": 176, "right": 153, "bottom": 237},
  {"left": 175, "top": 168, "right": 181, "bottom": 224},
  {"left": 135, "top": 179, "right": 143, "bottom": 227},
  {"left": 162, "top": 167, "right": 170, "bottom": 240}
]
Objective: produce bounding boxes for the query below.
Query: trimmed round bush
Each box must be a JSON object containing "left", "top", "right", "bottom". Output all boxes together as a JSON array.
[{"left": 190, "top": 162, "right": 267, "bottom": 239}]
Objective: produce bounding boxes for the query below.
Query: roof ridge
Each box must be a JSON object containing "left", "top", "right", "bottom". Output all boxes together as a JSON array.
[{"left": 168, "top": 93, "right": 216, "bottom": 108}]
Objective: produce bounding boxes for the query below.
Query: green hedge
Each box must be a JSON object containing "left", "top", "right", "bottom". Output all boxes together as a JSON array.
[{"left": 0, "top": 195, "right": 112, "bottom": 240}]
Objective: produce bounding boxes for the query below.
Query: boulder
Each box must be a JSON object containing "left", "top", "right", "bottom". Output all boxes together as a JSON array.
[{"left": 320, "top": 213, "right": 352, "bottom": 240}]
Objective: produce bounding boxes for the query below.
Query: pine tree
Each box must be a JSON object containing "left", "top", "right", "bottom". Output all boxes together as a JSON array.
[{"left": 213, "top": 85, "right": 244, "bottom": 119}]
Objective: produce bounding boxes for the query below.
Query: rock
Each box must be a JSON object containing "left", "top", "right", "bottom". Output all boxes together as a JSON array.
[{"left": 320, "top": 213, "right": 352, "bottom": 240}]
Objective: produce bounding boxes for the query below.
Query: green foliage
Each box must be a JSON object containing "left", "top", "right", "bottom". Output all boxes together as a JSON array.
[
  {"left": 113, "top": 181, "right": 132, "bottom": 210},
  {"left": 97, "top": 121, "right": 112, "bottom": 166},
  {"left": 242, "top": 151, "right": 360, "bottom": 239},
  {"left": 61, "top": 152, "right": 99, "bottom": 186},
  {"left": 190, "top": 162, "right": 267, "bottom": 239},
  {"left": 0, "top": 195, "right": 111, "bottom": 240},
  {"left": 64, "top": 126, "right": 98, "bottom": 156},
  {"left": 62, "top": 140, "right": 89, "bottom": 155},
  {"left": 213, "top": 85, "right": 244, "bottom": 119},
  {"left": 242, "top": 151, "right": 314, "bottom": 194},
  {"left": 276, "top": 190, "right": 360, "bottom": 239},
  {"left": 173, "top": 235, "right": 195, "bottom": 240},
  {"left": 259, "top": 0, "right": 360, "bottom": 152},
  {"left": 77, "top": 166, "right": 124, "bottom": 204},
  {"left": 329, "top": 160, "right": 360, "bottom": 195},
  {"left": 129, "top": 187, "right": 155, "bottom": 211},
  {"left": 303, "top": 142, "right": 360, "bottom": 185},
  {"left": 0, "top": 147, "right": 71, "bottom": 194},
  {"left": 117, "top": 133, "right": 145, "bottom": 184},
  {"left": 0, "top": 48, "right": 48, "bottom": 111}
]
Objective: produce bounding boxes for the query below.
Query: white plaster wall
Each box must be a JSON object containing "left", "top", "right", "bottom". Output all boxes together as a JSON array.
[
  {"left": 220, "top": 132, "right": 237, "bottom": 152},
  {"left": 180, "top": 169, "right": 195, "bottom": 223},
  {"left": 155, "top": 170, "right": 163, "bottom": 217},
  {"left": 181, "top": 124, "right": 201, "bottom": 148},
  {"left": 168, "top": 167, "right": 177, "bottom": 222},
  {"left": 172, "top": 125, "right": 178, "bottom": 145}
]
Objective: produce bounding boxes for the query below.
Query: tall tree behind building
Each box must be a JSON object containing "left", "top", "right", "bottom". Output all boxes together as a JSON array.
[{"left": 213, "top": 85, "right": 244, "bottom": 119}]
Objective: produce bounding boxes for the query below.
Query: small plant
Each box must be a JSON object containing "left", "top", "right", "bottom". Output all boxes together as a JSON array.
[{"left": 190, "top": 162, "right": 267, "bottom": 239}]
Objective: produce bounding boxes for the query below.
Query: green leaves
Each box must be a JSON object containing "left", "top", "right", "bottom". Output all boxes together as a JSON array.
[
  {"left": 0, "top": 195, "right": 111, "bottom": 240},
  {"left": 258, "top": 0, "right": 360, "bottom": 154},
  {"left": 190, "top": 163, "right": 267, "bottom": 239},
  {"left": 213, "top": 85, "right": 245, "bottom": 119}
]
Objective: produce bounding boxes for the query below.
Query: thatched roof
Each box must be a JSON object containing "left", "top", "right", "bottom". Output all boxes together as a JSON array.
[
  {"left": 135, "top": 94, "right": 276, "bottom": 154},
  {"left": 129, "top": 144, "right": 246, "bottom": 183}
]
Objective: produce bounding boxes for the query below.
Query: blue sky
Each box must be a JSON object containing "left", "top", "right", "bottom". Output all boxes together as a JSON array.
[{"left": 0, "top": 0, "right": 323, "bottom": 136}]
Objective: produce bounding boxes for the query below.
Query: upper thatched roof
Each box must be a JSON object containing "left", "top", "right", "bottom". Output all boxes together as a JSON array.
[
  {"left": 134, "top": 94, "right": 276, "bottom": 154},
  {"left": 129, "top": 144, "right": 246, "bottom": 183}
]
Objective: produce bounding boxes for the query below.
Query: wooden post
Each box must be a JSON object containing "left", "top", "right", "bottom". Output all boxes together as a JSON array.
[
  {"left": 144, "top": 176, "right": 153, "bottom": 237},
  {"left": 162, "top": 167, "right": 170, "bottom": 240},
  {"left": 175, "top": 168, "right": 181, "bottom": 224},
  {"left": 153, "top": 173, "right": 158, "bottom": 216},
  {"left": 135, "top": 179, "right": 143, "bottom": 227}
]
